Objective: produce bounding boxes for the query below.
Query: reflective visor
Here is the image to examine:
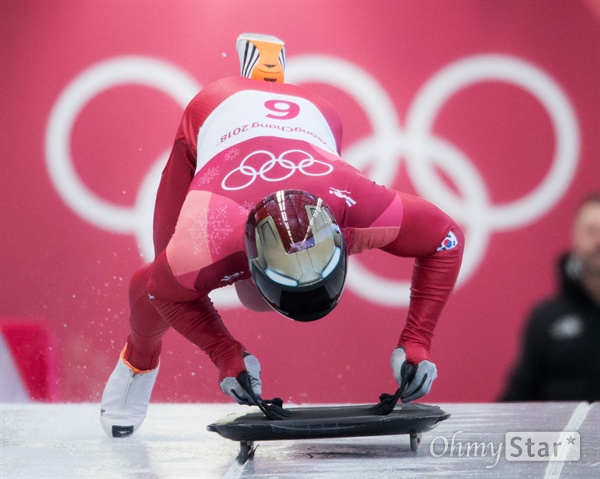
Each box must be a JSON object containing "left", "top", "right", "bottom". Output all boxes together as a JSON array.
[
  {"left": 246, "top": 190, "right": 346, "bottom": 321},
  {"left": 251, "top": 251, "right": 346, "bottom": 321}
]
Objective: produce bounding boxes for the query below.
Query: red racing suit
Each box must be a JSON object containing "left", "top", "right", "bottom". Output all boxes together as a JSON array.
[{"left": 124, "top": 76, "right": 464, "bottom": 384}]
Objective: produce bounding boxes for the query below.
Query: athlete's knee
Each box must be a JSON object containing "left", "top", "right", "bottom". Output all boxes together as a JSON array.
[
  {"left": 146, "top": 251, "right": 200, "bottom": 303},
  {"left": 129, "top": 263, "right": 153, "bottom": 306},
  {"left": 235, "top": 279, "right": 273, "bottom": 312}
]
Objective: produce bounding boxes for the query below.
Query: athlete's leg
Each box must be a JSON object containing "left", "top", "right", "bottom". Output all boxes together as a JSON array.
[
  {"left": 100, "top": 262, "right": 166, "bottom": 438},
  {"left": 123, "top": 263, "right": 169, "bottom": 371}
]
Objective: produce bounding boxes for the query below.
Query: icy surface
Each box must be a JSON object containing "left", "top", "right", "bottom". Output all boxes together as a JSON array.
[{"left": 1, "top": 402, "right": 598, "bottom": 478}]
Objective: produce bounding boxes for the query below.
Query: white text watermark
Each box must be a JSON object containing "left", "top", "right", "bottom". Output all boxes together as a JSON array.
[{"left": 429, "top": 431, "right": 580, "bottom": 469}]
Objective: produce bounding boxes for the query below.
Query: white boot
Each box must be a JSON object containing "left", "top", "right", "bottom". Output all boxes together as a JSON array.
[{"left": 100, "top": 347, "right": 159, "bottom": 438}]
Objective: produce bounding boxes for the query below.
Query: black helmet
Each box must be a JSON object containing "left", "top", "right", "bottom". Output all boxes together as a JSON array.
[{"left": 245, "top": 190, "right": 347, "bottom": 322}]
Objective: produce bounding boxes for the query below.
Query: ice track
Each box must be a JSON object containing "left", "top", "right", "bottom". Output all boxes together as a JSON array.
[{"left": 1, "top": 402, "right": 598, "bottom": 478}]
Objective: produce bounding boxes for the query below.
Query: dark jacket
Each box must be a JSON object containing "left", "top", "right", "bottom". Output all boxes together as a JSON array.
[{"left": 501, "top": 254, "right": 600, "bottom": 401}]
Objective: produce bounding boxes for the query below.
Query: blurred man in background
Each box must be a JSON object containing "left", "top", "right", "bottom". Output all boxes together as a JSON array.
[{"left": 501, "top": 192, "right": 600, "bottom": 401}]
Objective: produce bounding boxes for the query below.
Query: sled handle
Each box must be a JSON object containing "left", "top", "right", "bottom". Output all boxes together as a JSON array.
[
  {"left": 370, "top": 363, "right": 416, "bottom": 415},
  {"left": 238, "top": 372, "right": 290, "bottom": 420}
]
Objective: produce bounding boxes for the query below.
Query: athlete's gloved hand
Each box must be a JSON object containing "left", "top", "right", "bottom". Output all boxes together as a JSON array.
[
  {"left": 219, "top": 353, "right": 262, "bottom": 405},
  {"left": 391, "top": 346, "right": 437, "bottom": 402}
]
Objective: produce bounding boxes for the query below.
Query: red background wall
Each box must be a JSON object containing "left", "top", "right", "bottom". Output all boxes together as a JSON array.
[{"left": 1, "top": 0, "right": 599, "bottom": 404}]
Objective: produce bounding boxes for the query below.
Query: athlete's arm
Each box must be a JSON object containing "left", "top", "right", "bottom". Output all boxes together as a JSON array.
[
  {"left": 381, "top": 192, "right": 465, "bottom": 363},
  {"left": 145, "top": 251, "right": 248, "bottom": 381},
  {"left": 153, "top": 137, "right": 196, "bottom": 255}
]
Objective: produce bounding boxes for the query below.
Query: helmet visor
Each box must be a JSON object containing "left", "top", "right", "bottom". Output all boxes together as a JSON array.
[{"left": 246, "top": 190, "right": 346, "bottom": 321}]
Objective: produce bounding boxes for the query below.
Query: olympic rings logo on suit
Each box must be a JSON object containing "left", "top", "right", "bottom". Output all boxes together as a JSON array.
[
  {"left": 45, "top": 53, "right": 580, "bottom": 308},
  {"left": 221, "top": 149, "right": 334, "bottom": 191}
]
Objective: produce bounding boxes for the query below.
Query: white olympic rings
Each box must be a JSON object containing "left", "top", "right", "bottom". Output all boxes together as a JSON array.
[
  {"left": 287, "top": 54, "right": 579, "bottom": 306},
  {"left": 221, "top": 149, "right": 334, "bottom": 191},
  {"left": 44, "top": 56, "right": 201, "bottom": 257},
  {"left": 45, "top": 53, "right": 580, "bottom": 308}
]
